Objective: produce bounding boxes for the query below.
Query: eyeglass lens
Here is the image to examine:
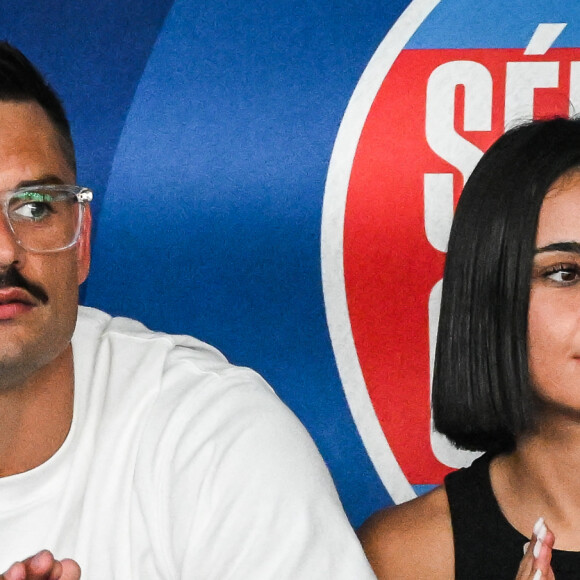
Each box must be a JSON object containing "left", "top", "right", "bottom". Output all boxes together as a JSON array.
[{"left": 7, "top": 190, "right": 83, "bottom": 252}]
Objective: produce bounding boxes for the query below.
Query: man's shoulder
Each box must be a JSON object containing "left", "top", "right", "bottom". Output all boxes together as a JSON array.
[
  {"left": 71, "top": 308, "right": 373, "bottom": 579},
  {"left": 73, "top": 306, "right": 280, "bottom": 423},
  {"left": 73, "top": 306, "right": 301, "bottom": 477},
  {"left": 74, "top": 305, "right": 233, "bottom": 374},
  {"left": 76, "top": 305, "right": 224, "bottom": 349}
]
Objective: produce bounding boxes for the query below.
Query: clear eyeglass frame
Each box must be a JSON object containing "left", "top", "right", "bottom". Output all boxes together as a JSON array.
[{"left": 1, "top": 184, "right": 93, "bottom": 253}]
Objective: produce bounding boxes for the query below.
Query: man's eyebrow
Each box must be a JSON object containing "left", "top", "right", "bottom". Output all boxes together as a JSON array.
[
  {"left": 535, "top": 241, "right": 580, "bottom": 254},
  {"left": 15, "top": 175, "right": 66, "bottom": 189}
]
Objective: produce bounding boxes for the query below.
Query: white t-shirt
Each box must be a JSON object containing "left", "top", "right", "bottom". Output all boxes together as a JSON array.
[{"left": 0, "top": 306, "right": 375, "bottom": 579}]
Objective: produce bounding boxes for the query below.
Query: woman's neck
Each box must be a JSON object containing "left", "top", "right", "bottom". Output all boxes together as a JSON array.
[{"left": 491, "top": 416, "right": 580, "bottom": 550}]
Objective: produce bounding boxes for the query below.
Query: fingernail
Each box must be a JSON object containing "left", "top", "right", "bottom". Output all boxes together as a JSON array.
[
  {"left": 523, "top": 542, "right": 530, "bottom": 554},
  {"left": 537, "top": 522, "right": 547, "bottom": 542},
  {"left": 533, "top": 520, "right": 548, "bottom": 558},
  {"left": 533, "top": 517, "right": 545, "bottom": 535},
  {"left": 533, "top": 537, "right": 543, "bottom": 558},
  {"left": 533, "top": 569, "right": 542, "bottom": 580}
]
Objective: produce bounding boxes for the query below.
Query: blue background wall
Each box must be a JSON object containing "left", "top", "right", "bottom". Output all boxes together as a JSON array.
[
  {"left": 0, "top": 0, "right": 410, "bottom": 526},
  {"left": 2, "top": 0, "right": 576, "bottom": 527}
]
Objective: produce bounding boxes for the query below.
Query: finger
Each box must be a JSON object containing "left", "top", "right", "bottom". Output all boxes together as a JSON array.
[
  {"left": 525, "top": 519, "right": 556, "bottom": 580},
  {"left": 534, "top": 525, "right": 555, "bottom": 578},
  {"left": 515, "top": 540, "right": 535, "bottom": 579},
  {"left": 516, "top": 517, "right": 552, "bottom": 580},
  {"left": 48, "top": 561, "right": 63, "bottom": 580},
  {"left": 58, "top": 560, "right": 81, "bottom": 580},
  {"left": 0, "top": 562, "right": 26, "bottom": 580},
  {"left": 532, "top": 518, "right": 548, "bottom": 560},
  {"left": 23, "top": 550, "right": 57, "bottom": 580}
]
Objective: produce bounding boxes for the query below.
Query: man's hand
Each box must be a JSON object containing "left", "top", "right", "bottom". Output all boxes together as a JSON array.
[{"left": 0, "top": 550, "right": 80, "bottom": 580}]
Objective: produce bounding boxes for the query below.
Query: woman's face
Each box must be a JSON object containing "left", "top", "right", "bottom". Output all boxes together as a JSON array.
[{"left": 529, "top": 170, "right": 580, "bottom": 412}]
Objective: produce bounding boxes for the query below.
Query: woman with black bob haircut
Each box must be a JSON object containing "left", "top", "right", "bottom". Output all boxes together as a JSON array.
[{"left": 359, "top": 116, "right": 580, "bottom": 580}]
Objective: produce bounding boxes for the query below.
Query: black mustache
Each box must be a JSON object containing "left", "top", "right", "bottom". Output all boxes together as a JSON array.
[{"left": 0, "top": 267, "right": 49, "bottom": 304}]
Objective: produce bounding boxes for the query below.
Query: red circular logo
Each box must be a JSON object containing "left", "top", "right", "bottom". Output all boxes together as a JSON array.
[{"left": 322, "top": 0, "right": 579, "bottom": 502}]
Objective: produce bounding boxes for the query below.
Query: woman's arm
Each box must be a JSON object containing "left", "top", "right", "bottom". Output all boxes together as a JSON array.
[{"left": 359, "top": 486, "right": 454, "bottom": 579}]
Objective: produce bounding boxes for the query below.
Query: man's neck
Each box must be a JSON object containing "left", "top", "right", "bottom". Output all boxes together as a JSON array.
[{"left": 0, "top": 344, "right": 74, "bottom": 476}]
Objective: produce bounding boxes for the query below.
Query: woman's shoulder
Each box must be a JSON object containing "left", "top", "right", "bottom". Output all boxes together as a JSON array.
[{"left": 358, "top": 485, "right": 454, "bottom": 579}]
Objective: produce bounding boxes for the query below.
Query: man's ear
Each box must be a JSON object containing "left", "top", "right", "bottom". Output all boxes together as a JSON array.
[{"left": 77, "top": 205, "right": 92, "bottom": 285}]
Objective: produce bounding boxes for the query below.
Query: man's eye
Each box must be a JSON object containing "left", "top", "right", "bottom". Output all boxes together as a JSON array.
[{"left": 11, "top": 201, "right": 53, "bottom": 221}]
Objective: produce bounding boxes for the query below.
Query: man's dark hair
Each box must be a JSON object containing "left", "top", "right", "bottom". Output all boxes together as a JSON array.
[
  {"left": 432, "top": 116, "right": 580, "bottom": 454},
  {"left": 0, "top": 41, "right": 75, "bottom": 172}
]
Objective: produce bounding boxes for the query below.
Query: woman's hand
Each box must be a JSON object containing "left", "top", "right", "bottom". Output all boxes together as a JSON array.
[
  {"left": 516, "top": 518, "right": 555, "bottom": 580},
  {"left": 0, "top": 550, "right": 80, "bottom": 580}
]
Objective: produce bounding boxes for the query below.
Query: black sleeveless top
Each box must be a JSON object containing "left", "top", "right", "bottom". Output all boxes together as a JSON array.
[{"left": 445, "top": 454, "right": 580, "bottom": 579}]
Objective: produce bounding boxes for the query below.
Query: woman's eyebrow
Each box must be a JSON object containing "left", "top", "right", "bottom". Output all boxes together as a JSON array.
[{"left": 535, "top": 241, "right": 580, "bottom": 254}]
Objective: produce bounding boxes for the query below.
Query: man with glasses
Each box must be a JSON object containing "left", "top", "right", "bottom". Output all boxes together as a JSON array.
[{"left": 0, "top": 44, "right": 374, "bottom": 579}]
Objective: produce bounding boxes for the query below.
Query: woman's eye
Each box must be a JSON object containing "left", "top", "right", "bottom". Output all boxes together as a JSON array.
[{"left": 546, "top": 267, "right": 580, "bottom": 284}]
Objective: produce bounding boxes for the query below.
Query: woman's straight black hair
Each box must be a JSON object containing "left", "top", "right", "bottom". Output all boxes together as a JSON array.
[{"left": 433, "top": 116, "right": 580, "bottom": 454}]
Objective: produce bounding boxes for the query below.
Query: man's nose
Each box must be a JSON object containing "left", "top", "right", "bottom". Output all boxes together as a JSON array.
[{"left": 0, "top": 214, "right": 24, "bottom": 267}]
